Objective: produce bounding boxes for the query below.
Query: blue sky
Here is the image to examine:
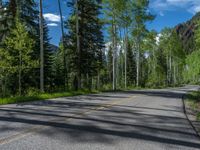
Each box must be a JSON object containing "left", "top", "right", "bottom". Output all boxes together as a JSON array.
[{"left": 43, "top": 0, "right": 200, "bottom": 46}]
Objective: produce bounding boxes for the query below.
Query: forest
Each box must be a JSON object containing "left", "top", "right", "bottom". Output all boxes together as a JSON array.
[{"left": 0, "top": 0, "right": 200, "bottom": 98}]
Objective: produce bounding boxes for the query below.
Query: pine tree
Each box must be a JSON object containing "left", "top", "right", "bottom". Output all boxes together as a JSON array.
[
  {"left": 66, "top": 0, "right": 104, "bottom": 90},
  {"left": 107, "top": 45, "right": 113, "bottom": 84},
  {"left": 127, "top": 40, "right": 136, "bottom": 86},
  {"left": 0, "top": 0, "right": 41, "bottom": 92},
  {"left": 0, "top": 1, "right": 13, "bottom": 43},
  {"left": 0, "top": 17, "right": 36, "bottom": 95},
  {"left": 43, "top": 22, "right": 54, "bottom": 91}
]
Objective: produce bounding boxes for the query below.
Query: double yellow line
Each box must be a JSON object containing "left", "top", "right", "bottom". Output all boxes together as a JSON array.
[{"left": 0, "top": 95, "right": 137, "bottom": 145}]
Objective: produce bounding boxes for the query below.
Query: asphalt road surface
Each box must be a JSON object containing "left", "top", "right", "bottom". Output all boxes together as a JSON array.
[{"left": 0, "top": 86, "right": 200, "bottom": 150}]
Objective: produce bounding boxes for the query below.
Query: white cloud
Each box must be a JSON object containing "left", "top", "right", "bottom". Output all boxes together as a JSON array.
[
  {"left": 150, "top": 0, "right": 200, "bottom": 14},
  {"left": 43, "top": 13, "right": 60, "bottom": 22},
  {"left": 47, "top": 23, "right": 58, "bottom": 27},
  {"left": 159, "top": 11, "right": 164, "bottom": 16}
]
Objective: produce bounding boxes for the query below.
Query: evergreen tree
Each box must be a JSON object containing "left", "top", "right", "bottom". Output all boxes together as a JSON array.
[
  {"left": 0, "top": 17, "right": 36, "bottom": 95},
  {"left": 127, "top": 40, "right": 136, "bottom": 86},
  {"left": 107, "top": 45, "right": 113, "bottom": 84},
  {"left": 43, "top": 22, "right": 54, "bottom": 91},
  {"left": 0, "top": 1, "right": 13, "bottom": 43},
  {"left": 66, "top": 0, "right": 104, "bottom": 90}
]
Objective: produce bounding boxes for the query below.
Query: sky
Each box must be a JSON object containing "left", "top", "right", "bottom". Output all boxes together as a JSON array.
[{"left": 43, "top": 0, "right": 200, "bottom": 46}]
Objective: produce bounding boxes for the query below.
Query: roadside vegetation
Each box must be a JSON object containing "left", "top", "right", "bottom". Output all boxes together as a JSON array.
[
  {"left": 0, "top": 0, "right": 200, "bottom": 104},
  {"left": 0, "top": 89, "right": 99, "bottom": 105},
  {"left": 186, "top": 91, "right": 200, "bottom": 121}
]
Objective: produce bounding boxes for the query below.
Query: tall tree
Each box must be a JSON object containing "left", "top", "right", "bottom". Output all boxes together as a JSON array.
[
  {"left": 43, "top": 22, "right": 54, "bottom": 91},
  {"left": 103, "top": 0, "right": 119, "bottom": 90},
  {"left": 39, "top": 0, "right": 44, "bottom": 92},
  {"left": 127, "top": 40, "right": 136, "bottom": 86},
  {"left": 0, "top": 1, "right": 14, "bottom": 43},
  {"left": 66, "top": 0, "right": 104, "bottom": 90},
  {"left": 58, "top": 0, "right": 68, "bottom": 90},
  {"left": 131, "top": 0, "right": 154, "bottom": 87},
  {"left": 0, "top": 17, "right": 36, "bottom": 95}
]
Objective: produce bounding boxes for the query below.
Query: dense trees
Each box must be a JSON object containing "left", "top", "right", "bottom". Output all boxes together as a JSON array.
[
  {"left": 0, "top": 0, "right": 51, "bottom": 96},
  {"left": 65, "top": 0, "right": 104, "bottom": 90},
  {"left": 0, "top": 17, "right": 36, "bottom": 95},
  {"left": 184, "top": 20, "right": 200, "bottom": 83},
  {"left": 0, "top": 0, "right": 200, "bottom": 98}
]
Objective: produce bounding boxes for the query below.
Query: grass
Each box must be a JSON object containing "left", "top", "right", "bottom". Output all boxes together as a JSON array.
[
  {"left": 0, "top": 89, "right": 99, "bottom": 105},
  {"left": 186, "top": 91, "right": 200, "bottom": 121},
  {"left": 0, "top": 85, "right": 183, "bottom": 106}
]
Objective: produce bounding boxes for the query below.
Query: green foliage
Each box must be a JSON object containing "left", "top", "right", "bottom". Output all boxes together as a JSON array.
[
  {"left": 184, "top": 50, "right": 200, "bottom": 83},
  {"left": 0, "top": 17, "right": 37, "bottom": 95},
  {"left": 186, "top": 91, "right": 200, "bottom": 121},
  {"left": 0, "top": 89, "right": 99, "bottom": 105},
  {"left": 66, "top": 0, "right": 104, "bottom": 89},
  {"left": 127, "top": 40, "right": 136, "bottom": 86},
  {"left": 184, "top": 20, "right": 200, "bottom": 84},
  {"left": 1, "top": 0, "right": 200, "bottom": 100},
  {"left": 1, "top": 18, "right": 37, "bottom": 70}
]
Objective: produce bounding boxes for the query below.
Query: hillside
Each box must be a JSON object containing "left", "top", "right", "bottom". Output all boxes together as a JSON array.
[{"left": 175, "top": 12, "right": 200, "bottom": 54}]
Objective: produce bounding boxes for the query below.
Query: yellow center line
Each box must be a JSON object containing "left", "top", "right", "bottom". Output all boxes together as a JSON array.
[{"left": 0, "top": 95, "right": 137, "bottom": 145}]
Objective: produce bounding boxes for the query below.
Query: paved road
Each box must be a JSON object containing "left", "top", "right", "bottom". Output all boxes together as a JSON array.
[{"left": 0, "top": 86, "right": 200, "bottom": 150}]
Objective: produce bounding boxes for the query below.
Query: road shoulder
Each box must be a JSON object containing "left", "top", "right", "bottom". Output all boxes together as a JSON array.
[{"left": 183, "top": 92, "right": 200, "bottom": 137}]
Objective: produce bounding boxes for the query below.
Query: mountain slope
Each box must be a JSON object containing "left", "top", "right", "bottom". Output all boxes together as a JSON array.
[{"left": 175, "top": 12, "right": 200, "bottom": 54}]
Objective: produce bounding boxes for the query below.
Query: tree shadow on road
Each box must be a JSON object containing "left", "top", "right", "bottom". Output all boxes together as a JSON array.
[{"left": 0, "top": 89, "right": 200, "bottom": 149}]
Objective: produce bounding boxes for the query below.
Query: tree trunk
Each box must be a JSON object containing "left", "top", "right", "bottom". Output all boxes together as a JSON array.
[
  {"left": 39, "top": 0, "right": 44, "bottom": 92},
  {"left": 97, "top": 71, "right": 100, "bottom": 90},
  {"left": 136, "top": 38, "right": 140, "bottom": 87},
  {"left": 19, "top": 50, "right": 22, "bottom": 96},
  {"left": 75, "top": 0, "right": 81, "bottom": 90},
  {"left": 124, "top": 28, "right": 128, "bottom": 89},
  {"left": 169, "top": 50, "right": 172, "bottom": 85},
  {"left": 58, "top": 0, "right": 68, "bottom": 90},
  {"left": 112, "top": 21, "right": 117, "bottom": 91},
  {"left": 173, "top": 61, "right": 176, "bottom": 86}
]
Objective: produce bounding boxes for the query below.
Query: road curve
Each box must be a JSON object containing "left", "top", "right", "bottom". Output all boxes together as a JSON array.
[{"left": 0, "top": 86, "right": 199, "bottom": 150}]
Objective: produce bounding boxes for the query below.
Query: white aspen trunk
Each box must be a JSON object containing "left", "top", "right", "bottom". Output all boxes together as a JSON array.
[
  {"left": 124, "top": 28, "right": 128, "bottom": 89},
  {"left": 136, "top": 22, "right": 140, "bottom": 87},
  {"left": 112, "top": 21, "right": 116, "bottom": 90},
  {"left": 166, "top": 54, "right": 168, "bottom": 85},
  {"left": 119, "top": 28, "right": 123, "bottom": 87},
  {"left": 39, "top": 0, "right": 44, "bottom": 92},
  {"left": 169, "top": 50, "right": 172, "bottom": 85},
  {"left": 173, "top": 61, "right": 176, "bottom": 86},
  {"left": 177, "top": 65, "right": 179, "bottom": 84},
  {"left": 136, "top": 39, "right": 140, "bottom": 87}
]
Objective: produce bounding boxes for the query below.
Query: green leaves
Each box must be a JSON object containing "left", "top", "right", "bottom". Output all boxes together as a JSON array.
[{"left": 0, "top": 17, "right": 37, "bottom": 73}]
